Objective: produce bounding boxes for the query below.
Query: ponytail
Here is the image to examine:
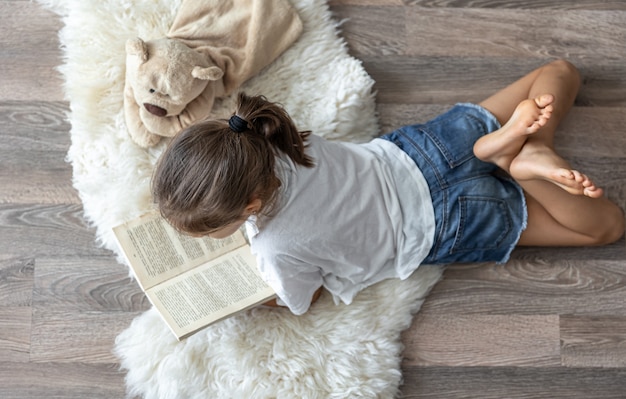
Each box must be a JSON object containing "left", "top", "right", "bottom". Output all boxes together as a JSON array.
[
  {"left": 234, "top": 92, "right": 314, "bottom": 167},
  {"left": 152, "top": 92, "right": 313, "bottom": 235}
]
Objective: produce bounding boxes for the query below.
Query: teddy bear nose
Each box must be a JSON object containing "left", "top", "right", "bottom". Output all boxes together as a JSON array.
[{"left": 144, "top": 103, "right": 167, "bottom": 117}]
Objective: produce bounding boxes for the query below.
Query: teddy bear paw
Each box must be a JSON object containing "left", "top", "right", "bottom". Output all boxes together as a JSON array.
[{"left": 132, "top": 131, "right": 162, "bottom": 148}]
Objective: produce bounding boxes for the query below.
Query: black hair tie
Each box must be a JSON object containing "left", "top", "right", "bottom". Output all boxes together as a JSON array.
[{"left": 229, "top": 115, "right": 249, "bottom": 133}]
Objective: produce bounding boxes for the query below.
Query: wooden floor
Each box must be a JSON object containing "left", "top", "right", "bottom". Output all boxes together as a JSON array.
[{"left": 1, "top": 0, "right": 625, "bottom": 398}]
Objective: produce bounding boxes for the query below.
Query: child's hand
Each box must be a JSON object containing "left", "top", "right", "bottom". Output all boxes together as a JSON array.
[{"left": 260, "top": 287, "right": 323, "bottom": 308}]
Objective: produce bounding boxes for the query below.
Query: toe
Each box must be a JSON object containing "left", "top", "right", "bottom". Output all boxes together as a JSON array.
[
  {"left": 571, "top": 170, "right": 584, "bottom": 183},
  {"left": 535, "top": 94, "right": 555, "bottom": 108},
  {"left": 558, "top": 169, "right": 575, "bottom": 180},
  {"left": 582, "top": 178, "right": 594, "bottom": 188},
  {"left": 584, "top": 186, "right": 604, "bottom": 198}
]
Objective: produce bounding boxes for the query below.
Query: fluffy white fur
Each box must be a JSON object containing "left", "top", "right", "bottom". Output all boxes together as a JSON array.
[
  {"left": 114, "top": 268, "right": 442, "bottom": 399},
  {"left": 37, "top": 0, "right": 443, "bottom": 397}
]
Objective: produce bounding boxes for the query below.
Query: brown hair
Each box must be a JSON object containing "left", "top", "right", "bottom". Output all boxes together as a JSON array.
[{"left": 152, "top": 92, "right": 314, "bottom": 234}]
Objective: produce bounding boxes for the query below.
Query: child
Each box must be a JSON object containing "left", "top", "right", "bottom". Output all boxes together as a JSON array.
[{"left": 152, "top": 60, "right": 625, "bottom": 315}]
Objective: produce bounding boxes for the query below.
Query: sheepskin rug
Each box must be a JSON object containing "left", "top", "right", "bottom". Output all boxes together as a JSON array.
[{"left": 38, "top": 0, "right": 443, "bottom": 397}]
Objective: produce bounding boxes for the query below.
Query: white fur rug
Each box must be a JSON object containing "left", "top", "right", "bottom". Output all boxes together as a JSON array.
[{"left": 38, "top": 0, "right": 443, "bottom": 397}]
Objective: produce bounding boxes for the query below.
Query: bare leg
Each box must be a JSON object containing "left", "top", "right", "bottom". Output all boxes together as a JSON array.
[{"left": 474, "top": 60, "right": 625, "bottom": 246}]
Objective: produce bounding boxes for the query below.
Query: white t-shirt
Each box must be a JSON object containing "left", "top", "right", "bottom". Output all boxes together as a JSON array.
[{"left": 246, "top": 134, "right": 435, "bottom": 315}]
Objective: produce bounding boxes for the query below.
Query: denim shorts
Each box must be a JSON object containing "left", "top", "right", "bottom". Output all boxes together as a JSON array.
[{"left": 380, "top": 103, "right": 527, "bottom": 264}]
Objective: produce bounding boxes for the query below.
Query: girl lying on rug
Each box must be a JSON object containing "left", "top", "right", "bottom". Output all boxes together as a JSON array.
[{"left": 151, "top": 60, "right": 625, "bottom": 315}]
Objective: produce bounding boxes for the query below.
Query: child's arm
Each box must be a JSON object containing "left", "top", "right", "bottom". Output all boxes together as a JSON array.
[{"left": 262, "top": 286, "right": 324, "bottom": 308}]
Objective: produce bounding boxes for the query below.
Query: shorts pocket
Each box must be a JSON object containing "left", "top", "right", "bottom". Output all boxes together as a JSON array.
[
  {"left": 420, "top": 113, "right": 487, "bottom": 169},
  {"left": 451, "top": 196, "right": 512, "bottom": 253}
]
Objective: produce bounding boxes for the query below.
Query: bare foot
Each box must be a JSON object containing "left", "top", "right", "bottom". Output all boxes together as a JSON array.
[
  {"left": 474, "top": 94, "right": 554, "bottom": 171},
  {"left": 510, "top": 145, "right": 604, "bottom": 198}
]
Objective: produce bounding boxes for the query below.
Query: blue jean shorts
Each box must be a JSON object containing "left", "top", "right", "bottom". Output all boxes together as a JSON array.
[{"left": 380, "top": 103, "right": 527, "bottom": 264}]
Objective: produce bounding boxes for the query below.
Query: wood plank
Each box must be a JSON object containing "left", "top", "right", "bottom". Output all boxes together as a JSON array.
[
  {"left": 401, "top": 314, "right": 560, "bottom": 367},
  {"left": 333, "top": 5, "right": 626, "bottom": 66},
  {"left": 0, "top": 175, "right": 78, "bottom": 205},
  {"left": 376, "top": 103, "right": 448, "bottom": 133},
  {"left": 0, "top": 101, "right": 78, "bottom": 204},
  {"left": 0, "top": 362, "right": 130, "bottom": 399},
  {"left": 405, "top": 8, "right": 626, "bottom": 60},
  {"left": 0, "top": 307, "right": 31, "bottom": 363},
  {"left": 0, "top": 256, "right": 34, "bottom": 363},
  {"left": 330, "top": 5, "right": 407, "bottom": 56},
  {"left": 0, "top": 101, "right": 70, "bottom": 152},
  {"left": 363, "top": 56, "right": 626, "bottom": 105},
  {"left": 29, "top": 308, "right": 144, "bottom": 363},
  {"left": 30, "top": 256, "right": 149, "bottom": 363},
  {"left": 330, "top": 0, "right": 403, "bottom": 5},
  {"left": 512, "top": 242, "right": 626, "bottom": 263},
  {"left": 561, "top": 315, "right": 626, "bottom": 368},
  {"left": 0, "top": 204, "right": 111, "bottom": 257},
  {"left": 0, "top": 2, "right": 64, "bottom": 102},
  {"left": 334, "top": 6, "right": 626, "bottom": 106},
  {"left": 400, "top": 1, "right": 626, "bottom": 10},
  {"left": 399, "top": 366, "right": 626, "bottom": 399},
  {"left": 421, "top": 259, "right": 626, "bottom": 315},
  {"left": 32, "top": 256, "right": 150, "bottom": 312},
  {"left": 0, "top": 256, "right": 34, "bottom": 306},
  {"left": 552, "top": 107, "right": 626, "bottom": 158}
]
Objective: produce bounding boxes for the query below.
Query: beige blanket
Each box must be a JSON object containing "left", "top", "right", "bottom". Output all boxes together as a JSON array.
[{"left": 169, "top": 0, "right": 303, "bottom": 94}]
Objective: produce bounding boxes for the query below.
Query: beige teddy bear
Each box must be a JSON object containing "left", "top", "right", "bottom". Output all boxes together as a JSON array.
[
  {"left": 123, "top": 37, "right": 225, "bottom": 147},
  {"left": 122, "top": 0, "right": 303, "bottom": 148}
]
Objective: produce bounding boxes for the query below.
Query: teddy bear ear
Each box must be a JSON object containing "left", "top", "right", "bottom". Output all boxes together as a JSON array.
[
  {"left": 192, "top": 66, "right": 224, "bottom": 81},
  {"left": 126, "top": 37, "right": 148, "bottom": 63}
]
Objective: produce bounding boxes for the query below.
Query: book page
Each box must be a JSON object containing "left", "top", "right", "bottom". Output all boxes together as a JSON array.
[
  {"left": 113, "top": 211, "right": 247, "bottom": 290},
  {"left": 145, "top": 245, "right": 276, "bottom": 340}
]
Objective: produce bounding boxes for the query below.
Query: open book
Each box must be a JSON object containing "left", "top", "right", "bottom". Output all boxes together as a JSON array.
[{"left": 112, "top": 210, "right": 275, "bottom": 340}]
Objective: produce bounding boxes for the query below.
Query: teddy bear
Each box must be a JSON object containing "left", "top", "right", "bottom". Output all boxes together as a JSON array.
[
  {"left": 122, "top": 0, "right": 304, "bottom": 148},
  {"left": 123, "top": 37, "right": 225, "bottom": 148}
]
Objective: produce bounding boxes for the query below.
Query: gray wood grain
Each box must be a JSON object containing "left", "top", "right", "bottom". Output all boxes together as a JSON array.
[
  {"left": 400, "top": 366, "right": 626, "bottom": 399},
  {"left": 561, "top": 315, "right": 626, "bottom": 368},
  {"left": 0, "top": 362, "right": 129, "bottom": 399},
  {"left": 0, "top": 204, "right": 110, "bottom": 256},
  {"left": 0, "top": 2, "right": 64, "bottom": 102},
  {"left": 422, "top": 259, "right": 626, "bottom": 315},
  {"left": 0, "top": 101, "right": 78, "bottom": 204}
]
